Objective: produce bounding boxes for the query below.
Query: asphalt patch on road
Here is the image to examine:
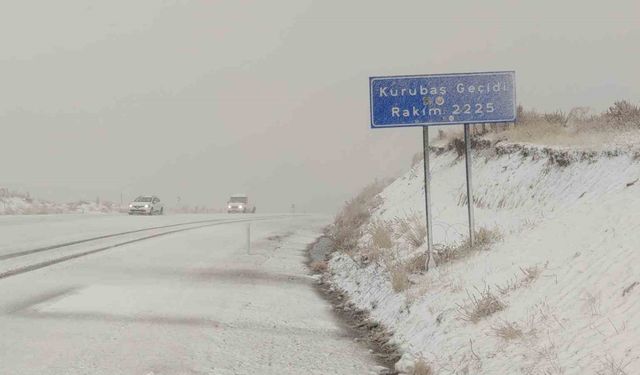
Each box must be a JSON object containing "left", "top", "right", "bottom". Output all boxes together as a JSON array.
[{"left": 306, "top": 236, "right": 400, "bottom": 375}]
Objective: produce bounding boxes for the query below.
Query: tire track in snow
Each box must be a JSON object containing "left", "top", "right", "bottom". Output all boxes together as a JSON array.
[
  {"left": 0, "top": 218, "right": 241, "bottom": 261},
  {"left": 0, "top": 215, "right": 291, "bottom": 280}
]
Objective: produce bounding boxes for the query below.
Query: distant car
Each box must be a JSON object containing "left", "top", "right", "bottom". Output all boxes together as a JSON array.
[
  {"left": 128, "top": 196, "right": 164, "bottom": 215},
  {"left": 227, "top": 194, "right": 255, "bottom": 214}
]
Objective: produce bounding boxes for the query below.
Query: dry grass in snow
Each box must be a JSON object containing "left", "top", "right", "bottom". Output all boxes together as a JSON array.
[
  {"left": 394, "top": 214, "right": 427, "bottom": 249},
  {"left": 389, "top": 266, "right": 410, "bottom": 292},
  {"left": 491, "top": 320, "right": 524, "bottom": 341},
  {"left": 330, "top": 179, "right": 390, "bottom": 253},
  {"left": 412, "top": 359, "right": 435, "bottom": 375},
  {"left": 497, "top": 265, "right": 542, "bottom": 295},
  {"left": 435, "top": 227, "right": 501, "bottom": 266},
  {"left": 369, "top": 220, "right": 394, "bottom": 251},
  {"left": 457, "top": 286, "right": 506, "bottom": 323},
  {"left": 402, "top": 253, "right": 428, "bottom": 274},
  {"left": 434, "top": 100, "right": 640, "bottom": 149},
  {"left": 309, "top": 260, "right": 328, "bottom": 274},
  {"left": 596, "top": 355, "right": 631, "bottom": 375}
]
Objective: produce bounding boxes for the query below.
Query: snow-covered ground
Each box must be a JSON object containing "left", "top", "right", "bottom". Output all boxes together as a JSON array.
[
  {"left": 0, "top": 214, "right": 382, "bottom": 374},
  {"left": 328, "top": 142, "right": 640, "bottom": 374},
  {"left": 0, "top": 213, "right": 238, "bottom": 256},
  {"left": 0, "top": 188, "right": 120, "bottom": 215}
]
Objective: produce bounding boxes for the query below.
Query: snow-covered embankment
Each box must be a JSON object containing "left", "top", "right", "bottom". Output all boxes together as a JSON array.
[{"left": 328, "top": 142, "right": 640, "bottom": 374}]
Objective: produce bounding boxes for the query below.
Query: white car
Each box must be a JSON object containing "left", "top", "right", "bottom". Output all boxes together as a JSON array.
[
  {"left": 227, "top": 194, "right": 256, "bottom": 214},
  {"left": 128, "top": 196, "right": 164, "bottom": 215}
]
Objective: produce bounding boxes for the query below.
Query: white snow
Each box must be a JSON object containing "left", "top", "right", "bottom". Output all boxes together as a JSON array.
[
  {"left": 329, "top": 143, "right": 640, "bottom": 374},
  {"left": 0, "top": 214, "right": 382, "bottom": 374},
  {"left": 0, "top": 213, "right": 229, "bottom": 256},
  {"left": 0, "top": 188, "right": 120, "bottom": 215}
]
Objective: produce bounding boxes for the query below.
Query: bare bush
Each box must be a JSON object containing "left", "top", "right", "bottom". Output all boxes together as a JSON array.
[
  {"left": 457, "top": 287, "right": 506, "bottom": 323},
  {"left": 369, "top": 220, "right": 394, "bottom": 250},
  {"left": 475, "top": 227, "right": 502, "bottom": 247},
  {"left": 492, "top": 320, "right": 523, "bottom": 340},
  {"left": 407, "top": 220, "right": 427, "bottom": 249},
  {"left": 543, "top": 110, "right": 570, "bottom": 127},
  {"left": 330, "top": 179, "right": 391, "bottom": 253},
  {"left": 435, "top": 227, "right": 501, "bottom": 265},
  {"left": 390, "top": 266, "right": 410, "bottom": 292},
  {"left": 404, "top": 253, "right": 428, "bottom": 274},
  {"left": 488, "top": 101, "right": 640, "bottom": 146},
  {"left": 413, "top": 358, "right": 435, "bottom": 375},
  {"left": 394, "top": 214, "right": 426, "bottom": 249},
  {"left": 605, "top": 100, "right": 640, "bottom": 128},
  {"left": 309, "top": 260, "right": 328, "bottom": 274}
]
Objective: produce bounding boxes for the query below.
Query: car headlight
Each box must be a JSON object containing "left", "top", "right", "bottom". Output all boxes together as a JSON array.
[
  {"left": 129, "top": 204, "right": 133, "bottom": 208},
  {"left": 145, "top": 204, "right": 150, "bottom": 208},
  {"left": 238, "top": 205, "right": 243, "bottom": 209},
  {"left": 228, "top": 205, "right": 232, "bottom": 209}
]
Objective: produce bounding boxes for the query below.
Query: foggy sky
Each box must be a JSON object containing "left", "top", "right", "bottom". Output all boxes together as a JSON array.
[{"left": 1, "top": 0, "right": 639, "bottom": 213}]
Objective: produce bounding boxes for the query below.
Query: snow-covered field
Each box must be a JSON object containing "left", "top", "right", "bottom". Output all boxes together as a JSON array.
[
  {"left": 0, "top": 214, "right": 382, "bottom": 374},
  {"left": 0, "top": 188, "right": 120, "bottom": 215},
  {"left": 328, "top": 142, "right": 640, "bottom": 374}
]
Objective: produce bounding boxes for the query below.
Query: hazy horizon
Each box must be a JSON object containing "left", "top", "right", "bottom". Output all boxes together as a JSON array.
[{"left": 1, "top": 0, "right": 639, "bottom": 213}]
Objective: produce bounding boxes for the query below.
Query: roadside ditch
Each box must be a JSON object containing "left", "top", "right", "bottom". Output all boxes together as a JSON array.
[{"left": 306, "top": 236, "right": 401, "bottom": 375}]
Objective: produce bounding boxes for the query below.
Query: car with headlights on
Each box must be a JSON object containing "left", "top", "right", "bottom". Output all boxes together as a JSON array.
[
  {"left": 128, "top": 195, "right": 164, "bottom": 215},
  {"left": 227, "top": 194, "right": 255, "bottom": 213}
]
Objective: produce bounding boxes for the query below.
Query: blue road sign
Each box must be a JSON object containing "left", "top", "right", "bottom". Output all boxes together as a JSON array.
[{"left": 370, "top": 71, "right": 515, "bottom": 128}]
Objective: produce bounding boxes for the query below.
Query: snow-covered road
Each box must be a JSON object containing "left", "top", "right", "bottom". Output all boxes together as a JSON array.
[{"left": 0, "top": 214, "right": 379, "bottom": 374}]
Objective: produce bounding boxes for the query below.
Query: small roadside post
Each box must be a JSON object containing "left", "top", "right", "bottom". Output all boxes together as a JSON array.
[
  {"left": 369, "top": 71, "right": 516, "bottom": 270},
  {"left": 246, "top": 223, "right": 251, "bottom": 254}
]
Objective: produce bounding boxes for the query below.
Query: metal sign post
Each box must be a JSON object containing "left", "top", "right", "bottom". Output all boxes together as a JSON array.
[
  {"left": 464, "top": 124, "right": 475, "bottom": 247},
  {"left": 369, "top": 71, "right": 515, "bottom": 271},
  {"left": 422, "top": 127, "right": 434, "bottom": 270}
]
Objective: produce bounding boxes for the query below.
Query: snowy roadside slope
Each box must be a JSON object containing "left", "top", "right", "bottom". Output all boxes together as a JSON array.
[{"left": 329, "top": 143, "right": 640, "bottom": 374}]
